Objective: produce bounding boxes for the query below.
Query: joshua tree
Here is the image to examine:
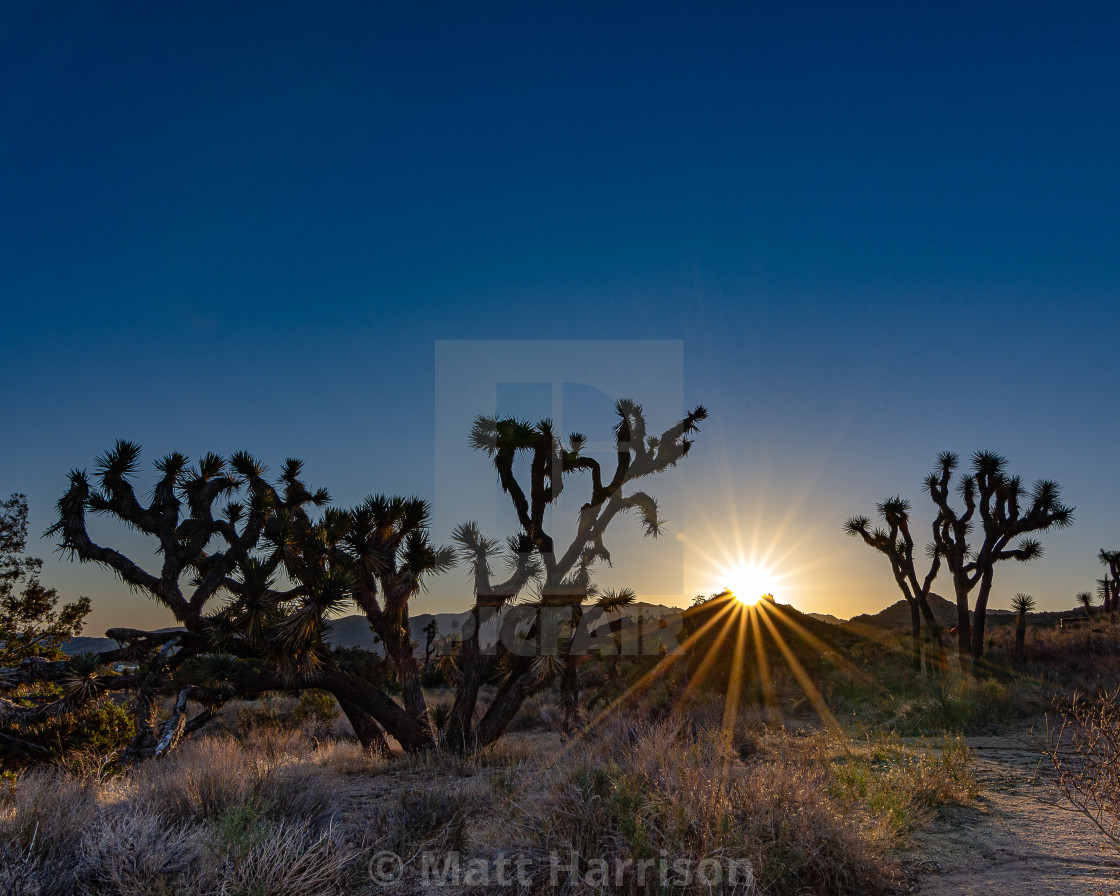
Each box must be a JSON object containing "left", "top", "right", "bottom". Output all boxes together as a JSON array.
[
  {"left": 844, "top": 496, "right": 947, "bottom": 673},
  {"left": 1099, "top": 550, "right": 1120, "bottom": 614},
  {"left": 592, "top": 586, "right": 637, "bottom": 685},
  {"left": 444, "top": 399, "right": 707, "bottom": 751},
  {"left": 422, "top": 618, "right": 438, "bottom": 671},
  {"left": 1077, "top": 591, "right": 1095, "bottom": 621},
  {"left": 28, "top": 444, "right": 447, "bottom": 758},
  {"left": 1012, "top": 593, "right": 1034, "bottom": 664},
  {"left": 925, "top": 451, "right": 1073, "bottom": 669}
]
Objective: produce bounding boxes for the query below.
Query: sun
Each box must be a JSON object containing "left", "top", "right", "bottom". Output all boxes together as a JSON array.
[{"left": 724, "top": 563, "right": 774, "bottom": 606}]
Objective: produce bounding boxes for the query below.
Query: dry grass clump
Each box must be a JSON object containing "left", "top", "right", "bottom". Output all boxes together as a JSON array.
[
  {"left": 211, "top": 819, "right": 358, "bottom": 896},
  {"left": 310, "top": 737, "right": 383, "bottom": 774},
  {"left": 0, "top": 771, "right": 101, "bottom": 896},
  {"left": 367, "top": 787, "right": 469, "bottom": 858},
  {"left": 817, "top": 732, "right": 979, "bottom": 840},
  {"left": 0, "top": 769, "right": 99, "bottom": 859},
  {"left": 0, "top": 728, "right": 371, "bottom": 896},
  {"left": 124, "top": 729, "right": 338, "bottom": 825},
  {"left": 75, "top": 811, "right": 206, "bottom": 896}
]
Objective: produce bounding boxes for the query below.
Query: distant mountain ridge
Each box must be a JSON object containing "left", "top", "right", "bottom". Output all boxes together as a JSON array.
[
  {"left": 842, "top": 595, "right": 1093, "bottom": 633},
  {"left": 60, "top": 598, "right": 1096, "bottom": 656},
  {"left": 61, "top": 602, "right": 682, "bottom": 656}
]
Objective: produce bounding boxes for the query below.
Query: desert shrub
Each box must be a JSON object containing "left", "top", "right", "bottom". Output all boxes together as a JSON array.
[
  {"left": 232, "top": 691, "right": 345, "bottom": 742},
  {"left": 292, "top": 689, "right": 340, "bottom": 741},
  {"left": 1, "top": 690, "right": 133, "bottom": 771},
  {"left": 75, "top": 810, "right": 208, "bottom": 896},
  {"left": 370, "top": 788, "right": 468, "bottom": 856},
  {"left": 505, "top": 691, "right": 563, "bottom": 732},
  {"left": 217, "top": 820, "right": 360, "bottom": 896},
  {"left": 1047, "top": 688, "right": 1120, "bottom": 849}
]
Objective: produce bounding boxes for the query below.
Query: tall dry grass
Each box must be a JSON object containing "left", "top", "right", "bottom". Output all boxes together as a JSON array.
[
  {"left": 0, "top": 701, "right": 976, "bottom": 895},
  {"left": 986, "top": 617, "right": 1120, "bottom": 679},
  {"left": 0, "top": 728, "right": 371, "bottom": 896}
]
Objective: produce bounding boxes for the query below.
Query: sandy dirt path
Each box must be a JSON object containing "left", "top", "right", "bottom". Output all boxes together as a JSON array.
[{"left": 911, "top": 733, "right": 1120, "bottom": 895}]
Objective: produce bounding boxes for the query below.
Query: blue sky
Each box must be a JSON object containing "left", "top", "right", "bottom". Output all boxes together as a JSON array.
[{"left": 1, "top": 1, "right": 1117, "bottom": 633}]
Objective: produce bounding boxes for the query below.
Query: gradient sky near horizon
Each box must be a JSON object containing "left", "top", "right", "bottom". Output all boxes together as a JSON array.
[{"left": 2, "top": 2, "right": 1117, "bottom": 635}]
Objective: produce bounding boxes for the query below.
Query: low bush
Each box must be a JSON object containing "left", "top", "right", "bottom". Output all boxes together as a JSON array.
[{"left": 1047, "top": 688, "right": 1120, "bottom": 849}]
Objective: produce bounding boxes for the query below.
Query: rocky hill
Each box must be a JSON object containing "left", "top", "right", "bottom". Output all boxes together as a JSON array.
[{"left": 843, "top": 593, "right": 960, "bottom": 633}]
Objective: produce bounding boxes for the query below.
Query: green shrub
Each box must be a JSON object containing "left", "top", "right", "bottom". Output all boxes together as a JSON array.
[{"left": 1, "top": 690, "right": 133, "bottom": 771}]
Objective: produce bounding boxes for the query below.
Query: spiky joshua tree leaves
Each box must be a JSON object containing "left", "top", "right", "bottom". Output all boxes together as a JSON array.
[
  {"left": 925, "top": 451, "right": 1074, "bottom": 670},
  {"left": 844, "top": 495, "right": 947, "bottom": 674},
  {"left": 444, "top": 399, "right": 707, "bottom": 752}
]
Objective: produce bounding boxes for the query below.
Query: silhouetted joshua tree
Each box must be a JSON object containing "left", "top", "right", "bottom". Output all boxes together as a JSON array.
[
  {"left": 445, "top": 399, "right": 707, "bottom": 751},
  {"left": 1077, "top": 591, "right": 1095, "bottom": 621},
  {"left": 1099, "top": 550, "right": 1120, "bottom": 614},
  {"left": 925, "top": 451, "right": 1073, "bottom": 670},
  {"left": 1012, "top": 593, "right": 1034, "bottom": 664},
  {"left": 844, "top": 496, "right": 947, "bottom": 673},
  {"left": 38, "top": 444, "right": 448, "bottom": 758},
  {"left": 422, "top": 619, "right": 438, "bottom": 671}
]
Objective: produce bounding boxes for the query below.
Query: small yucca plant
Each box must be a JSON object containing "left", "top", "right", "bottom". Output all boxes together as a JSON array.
[
  {"left": 1013, "top": 594, "right": 1035, "bottom": 664},
  {"left": 63, "top": 653, "right": 104, "bottom": 702}
]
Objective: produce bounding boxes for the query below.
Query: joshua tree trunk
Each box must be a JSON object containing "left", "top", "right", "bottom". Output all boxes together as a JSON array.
[
  {"left": 376, "top": 585, "right": 433, "bottom": 732},
  {"left": 383, "top": 639, "right": 430, "bottom": 728},
  {"left": 473, "top": 661, "right": 541, "bottom": 750},
  {"left": 558, "top": 600, "right": 585, "bottom": 732},
  {"left": 1015, "top": 616, "right": 1027, "bottom": 664},
  {"left": 917, "top": 594, "right": 947, "bottom": 675},
  {"left": 336, "top": 697, "right": 391, "bottom": 758},
  {"left": 317, "top": 667, "right": 435, "bottom": 751},
  {"left": 953, "top": 571, "right": 972, "bottom": 672},
  {"left": 969, "top": 571, "right": 995, "bottom": 670},
  {"left": 908, "top": 599, "right": 921, "bottom": 672},
  {"left": 444, "top": 599, "right": 503, "bottom": 754}
]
